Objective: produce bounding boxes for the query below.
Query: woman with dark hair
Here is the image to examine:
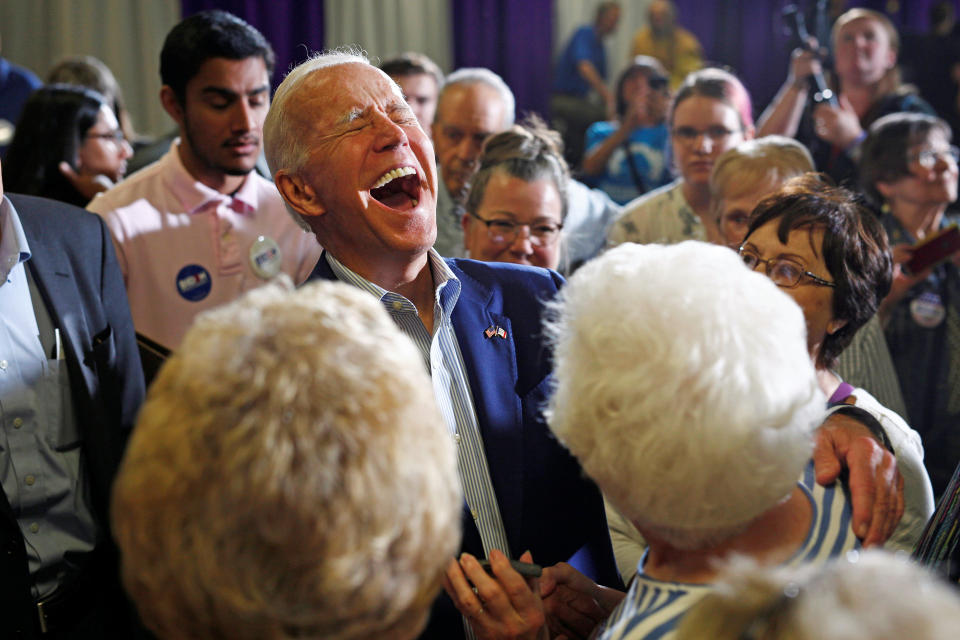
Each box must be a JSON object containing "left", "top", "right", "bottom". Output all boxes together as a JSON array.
[
  {"left": 3, "top": 84, "right": 132, "bottom": 206},
  {"left": 581, "top": 56, "right": 672, "bottom": 204},
  {"left": 740, "top": 174, "right": 933, "bottom": 549},
  {"left": 461, "top": 118, "right": 568, "bottom": 271},
  {"left": 859, "top": 112, "right": 960, "bottom": 497},
  {"left": 46, "top": 55, "right": 137, "bottom": 145},
  {"left": 607, "top": 67, "right": 754, "bottom": 247},
  {"left": 759, "top": 8, "right": 934, "bottom": 186}
]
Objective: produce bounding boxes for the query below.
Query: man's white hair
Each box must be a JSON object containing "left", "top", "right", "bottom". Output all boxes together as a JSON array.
[
  {"left": 677, "top": 551, "right": 960, "bottom": 639},
  {"left": 263, "top": 48, "right": 374, "bottom": 229},
  {"left": 440, "top": 67, "right": 516, "bottom": 128},
  {"left": 264, "top": 47, "right": 370, "bottom": 179},
  {"left": 546, "top": 241, "right": 823, "bottom": 548},
  {"left": 112, "top": 278, "right": 461, "bottom": 640}
]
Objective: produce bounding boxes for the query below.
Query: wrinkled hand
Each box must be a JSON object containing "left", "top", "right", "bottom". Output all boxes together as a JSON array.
[
  {"left": 443, "top": 550, "right": 548, "bottom": 640},
  {"left": 813, "top": 95, "right": 863, "bottom": 149},
  {"left": 539, "top": 562, "right": 624, "bottom": 640},
  {"left": 58, "top": 162, "right": 115, "bottom": 201},
  {"left": 814, "top": 409, "right": 904, "bottom": 546}
]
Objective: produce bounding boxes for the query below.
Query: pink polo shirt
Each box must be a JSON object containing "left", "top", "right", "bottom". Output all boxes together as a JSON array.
[{"left": 87, "top": 142, "right": 322, "bottom": 349}]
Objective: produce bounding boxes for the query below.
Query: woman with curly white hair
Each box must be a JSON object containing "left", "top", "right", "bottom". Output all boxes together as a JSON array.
[
  {"left": 111, "top": 279, "right": 461, "bottom": 640},
  {"left": 444, "top": 241, "right": 862, "bottom": 640}
]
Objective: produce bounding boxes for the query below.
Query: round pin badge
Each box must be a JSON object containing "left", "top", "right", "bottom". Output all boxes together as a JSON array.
[
  {"left": 249, "top": 235, "right": 282, "bottom": 279},
  {"left": 175, "top": 264, "right": 212, "bottom": 302},
  {"left": 910, "top": 291, "right": 946, "bottom": 328}
]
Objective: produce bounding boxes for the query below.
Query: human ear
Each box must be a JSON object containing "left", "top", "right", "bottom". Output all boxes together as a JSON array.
[
  {"left": 159, "top": 86, "right": 185, "bottom": 129},
  {"left": 275, "top": 170, "right": 326, "bottom": 219},
  {"left": 827, "top": 318, "right": 848, "bottom": 335}
]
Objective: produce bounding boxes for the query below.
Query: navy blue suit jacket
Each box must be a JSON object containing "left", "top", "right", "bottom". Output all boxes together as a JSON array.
[
  {"left": 0, "top": 194, "right": 144, "bottom": 638},
  {"left": 309, "top": 254, "right": 621, "bottom": 638}
]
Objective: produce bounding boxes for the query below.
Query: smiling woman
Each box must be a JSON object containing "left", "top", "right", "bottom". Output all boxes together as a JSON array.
[{"left": 461, "top": 118, "right": 569, "bottom": 270}]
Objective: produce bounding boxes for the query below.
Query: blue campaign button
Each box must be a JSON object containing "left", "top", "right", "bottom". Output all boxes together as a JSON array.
[{"left": 175, "top": 264, "right": 212, "bottom": 302}]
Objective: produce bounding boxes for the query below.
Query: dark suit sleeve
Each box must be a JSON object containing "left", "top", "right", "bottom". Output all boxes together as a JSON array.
[{"left": 93, "top": 213, "right": 144, "bottom": 435}]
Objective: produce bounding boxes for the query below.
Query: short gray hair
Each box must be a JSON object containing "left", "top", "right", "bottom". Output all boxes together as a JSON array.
[
  {"left": 546, "top": 241, "right": 822, "bottom": 549},
  {"left": 113, "top": 278, "right": 461, "bottom": 640},
  {"left": 439, "top": 67, "right": 515, "bottom": 128},
  {"left": 263, "top": 47, "right": 371, "bottom": 228},
  {"left": 264, "top": 47, "right": 370, "bottom": 179}
]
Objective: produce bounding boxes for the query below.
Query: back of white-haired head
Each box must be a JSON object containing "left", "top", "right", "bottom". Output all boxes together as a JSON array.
[
  {"left": 677, "top": 551, "right": 960, "bottom": 639},
  {"left": 440, "top": 67, "right": 515, "bottom": 128},
  {"left": 112, "top": 278, "right": 461, "bottom": 640},
  {"left": 546, "top": 241, "right": 822, "bottom": 548}
]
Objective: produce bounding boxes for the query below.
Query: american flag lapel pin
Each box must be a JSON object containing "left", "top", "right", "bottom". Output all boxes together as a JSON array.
[{"left": 484, "top": 325, "right": 508, "bottom": 340}]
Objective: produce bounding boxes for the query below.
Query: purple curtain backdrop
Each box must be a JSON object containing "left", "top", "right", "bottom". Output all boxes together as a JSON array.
[
  {"left": 179, "top": 0, "right": 955, "bottom": 121},
  {"left": 452, "top": 0, "right": 554, "bottom": 122},
  {"left": 673, "top": 0, "right": 959, "bottom": 117},
  {"left": 180, "top": 0, "right": 325, "bottom": 90}
]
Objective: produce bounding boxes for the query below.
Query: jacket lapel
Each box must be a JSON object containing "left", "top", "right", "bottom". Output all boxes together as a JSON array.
[{"left": 448, "top": 262, "right": 524, "bottom": 549}]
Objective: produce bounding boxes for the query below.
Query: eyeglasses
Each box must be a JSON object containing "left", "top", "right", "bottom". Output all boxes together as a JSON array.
[
  {"left": 467, "top": 211, "right": 563, "bottom": 247},
  {"left": 738, "top": 245, "right": 836, "bottom": 288},
  {"left": 672, "top": 125, "right": 738, "bottom": 145},
  {"left": 909, "top": 145, "right": 960, "bottom": 170},
  {"left": 85, "top": 129, "right": 127, "bottom": 143}
]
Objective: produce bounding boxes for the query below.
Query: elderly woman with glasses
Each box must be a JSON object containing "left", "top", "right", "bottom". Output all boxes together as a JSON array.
[
  {"left": 859, "top": 112, "right": 960, "bottom": 498},
  {"left": 740, "top": 174, "right": 933, "bottom": 551},
  {"left": 461, "top": 119, "right": 568, "bottom": 271}
]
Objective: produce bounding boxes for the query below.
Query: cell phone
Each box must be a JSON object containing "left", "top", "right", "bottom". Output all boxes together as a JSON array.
[
  {"left": 478, "top": 558, "right": 543, "bottom": 578},
  {"left": 904, "top": 225, "right": 960, "bottom": 275}
]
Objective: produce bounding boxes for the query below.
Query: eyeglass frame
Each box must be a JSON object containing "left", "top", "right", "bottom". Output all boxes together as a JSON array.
[
  {"left": 908, "top": 144, "right": 960, "bottom": 170},
  {"left": 466, "top": 210, "right": 564, "bottom": 247},
  {"left": 738, "top": 244, "right": 837, "bottom": 289},
  {"left": 84, "top": 129, "right": 127, "bottom": 143}
]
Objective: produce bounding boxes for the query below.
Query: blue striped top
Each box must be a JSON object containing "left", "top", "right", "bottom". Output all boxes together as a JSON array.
[{"left": 595, "top": 461, "right": 860, "bottom": 640}]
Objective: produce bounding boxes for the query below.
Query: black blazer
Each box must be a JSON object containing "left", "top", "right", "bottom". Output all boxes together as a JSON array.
[{"left": 0, "top": 193, "right": 145, "bottom": 638}]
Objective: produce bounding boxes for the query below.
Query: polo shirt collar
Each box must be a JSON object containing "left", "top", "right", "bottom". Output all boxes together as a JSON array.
[{"left": 163, "top": 139, "right": 258, "bottom": 216}]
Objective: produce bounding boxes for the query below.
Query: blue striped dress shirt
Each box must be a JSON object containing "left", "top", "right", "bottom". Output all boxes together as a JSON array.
[{"left": 325, "top": 251, "right": 511, "bottom": 557}]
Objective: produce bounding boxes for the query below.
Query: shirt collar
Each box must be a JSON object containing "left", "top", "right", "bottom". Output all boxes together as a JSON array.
[
  {"left": 0, "top": 195, "right": 32, "bottom": 284},
  {"left": 325, "top": 249, "right": 461, "bottom": 318},
  {"left": 163, "top": 139, "right": 258, "bottom": 216}
]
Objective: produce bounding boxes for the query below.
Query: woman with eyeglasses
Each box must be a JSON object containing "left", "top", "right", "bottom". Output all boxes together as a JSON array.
[
  {"left": 740, "top": 174, "right": 933, "bottom": 550},
  {"left": 3, "top": 84, "right": 133, "bottom": 207},
  {"left": 606, "top": 67, "right": 754, "bottom": 248},
  {"left": 859, "top": 112, "right": 960, "bottom": 498},
  {"left": 461, "top": 119, "right": 568, "bottom": 271}
]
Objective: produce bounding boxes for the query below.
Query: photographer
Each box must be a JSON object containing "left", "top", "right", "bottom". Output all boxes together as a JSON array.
[{"left": 758, "top": 8, "right": 934, "bottom": 186}]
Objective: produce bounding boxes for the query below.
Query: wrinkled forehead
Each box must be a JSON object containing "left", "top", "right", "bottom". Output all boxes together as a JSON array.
[{"left": 299, "top": 63, "right": 404, "bottom": 117}]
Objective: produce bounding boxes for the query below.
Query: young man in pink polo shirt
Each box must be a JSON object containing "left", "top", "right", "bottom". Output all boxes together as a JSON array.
[{"left": 88, "top": 10, "right": 321, "bottom": 351}]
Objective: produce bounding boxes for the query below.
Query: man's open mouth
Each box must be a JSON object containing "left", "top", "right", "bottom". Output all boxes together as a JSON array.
[{"left": 370, "top": 166, "right": 421, "bottom": 210}]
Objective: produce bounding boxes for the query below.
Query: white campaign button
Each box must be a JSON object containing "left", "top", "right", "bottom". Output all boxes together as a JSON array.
[{"left": 249, "top": 235, "right": 283, "bottom": 279}]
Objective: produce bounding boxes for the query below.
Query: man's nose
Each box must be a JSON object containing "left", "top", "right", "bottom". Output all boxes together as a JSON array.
[
  {"left": 232, "top": 100, "right": 258, "bottom": 132},
  {"left": 372, "top": 112, "right": 408, "bottom": 151}
]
